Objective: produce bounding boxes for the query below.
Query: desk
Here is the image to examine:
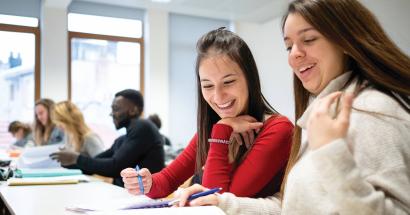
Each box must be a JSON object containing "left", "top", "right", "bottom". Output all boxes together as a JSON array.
[{"left": 0, "top": 181, "right": 134, "bottom": 215}]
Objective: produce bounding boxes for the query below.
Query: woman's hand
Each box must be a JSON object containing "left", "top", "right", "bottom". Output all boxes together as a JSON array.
[
  {"left": 120, "top": 167, "right": 152, "bottom": 195},
  {"left": 175, "top": 184, "right": 219, "bottom": 207},
  {"left": 218, "top": 115, "right": 263, "bottom": 148},
  {"left": 307, "top": 92, "right": 354, "bottom": 150}
]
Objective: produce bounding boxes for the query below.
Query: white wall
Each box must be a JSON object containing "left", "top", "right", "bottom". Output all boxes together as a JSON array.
[
  {"left": 235, "top": 19, "right": 294, "bottom": 121},
  {"left": 144, "top": 9, "right": 170, "bottom": 137},
  {"left": 41, "top": 1, "right": 70, "bottom": 102}
]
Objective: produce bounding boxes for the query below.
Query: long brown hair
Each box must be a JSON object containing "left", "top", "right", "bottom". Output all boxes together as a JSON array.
[
  {"left": 34, "top": 98, "right": 57, "bottom": 145},
  {"left": 52, "top": 101, "right": 91, "bottom": 152},
  {"left": 195, "top": 28, "right": 278, "bottom": 174},
  {"left": 280, "top": 0, "right": 410, "bottom": 196}
]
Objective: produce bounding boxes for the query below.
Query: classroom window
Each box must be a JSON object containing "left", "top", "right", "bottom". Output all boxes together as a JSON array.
[
  {"left": 68, "top": 13, "right": 143, "bottom": 146},
  {"left": 0, "top": 17, "right": 40, "bottom": 148}
]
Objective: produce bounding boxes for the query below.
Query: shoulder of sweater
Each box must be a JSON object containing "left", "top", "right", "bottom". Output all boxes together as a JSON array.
[{"left": 353, "top": 88, "right": 410, "bottom": 122}]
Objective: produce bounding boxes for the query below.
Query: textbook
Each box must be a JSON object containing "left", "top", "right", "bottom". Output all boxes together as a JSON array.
[
  {"left": 14, "top": 168, "right": 83, "bottom": 178},
  {"left": 7, "top": 174, "right": 90, "bottom": 186}
]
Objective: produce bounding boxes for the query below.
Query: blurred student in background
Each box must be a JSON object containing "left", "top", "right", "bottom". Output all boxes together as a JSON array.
[
  {"left": 148, "top": 114, "right": 172, "bottom": 147},
  {"left": 8, "top": 121, "right": 34, "bottom": 148},
  {"left": 34, "top": 98, "right": 64, "bottom": 146},
  {"left": 50, "top": 90, "right": 165, "bottom": 187},
  {"left": 51, "top": 101, "right": 104, "bottom": 158}
]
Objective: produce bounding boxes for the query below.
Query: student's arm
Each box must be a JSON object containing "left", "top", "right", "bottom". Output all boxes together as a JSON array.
[
  {"left": 146, "top": 135, "right": 197, "bottom": 198},
  {"left": 202, "top": 116, "right": 293, "bottom": 197},
  {"left": 75, "top": 121, "right": 159, "bottom": 177}
]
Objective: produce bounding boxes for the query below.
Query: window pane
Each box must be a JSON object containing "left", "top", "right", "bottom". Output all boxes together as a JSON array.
[
  {"left": 71, "top": 38, "right": 141, "bottom": 146},
  {"left": 68, "top": 13, "right": 142, "bottom": 38},
  {"left": 0, "top": 31, "right": 35, "bottom": 148},
  {"left": 0, "top": 14, "right": 38, "bottom": 27}
]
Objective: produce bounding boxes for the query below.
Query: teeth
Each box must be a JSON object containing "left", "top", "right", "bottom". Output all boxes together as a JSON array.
[
  {"left": 299, "top": 64, "right": 315, "bottom": 72},
  {"left": 217, "top": 100, "right": 233, "bottom": 108}
]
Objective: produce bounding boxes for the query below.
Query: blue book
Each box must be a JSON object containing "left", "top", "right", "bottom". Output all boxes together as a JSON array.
[{"left": 14, "top": 168, "right": 83, "bottom": 178}]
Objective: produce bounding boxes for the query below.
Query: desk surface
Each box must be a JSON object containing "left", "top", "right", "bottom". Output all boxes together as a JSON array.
[{"left": 0, "top": 181, "right": 134, "bottom": 215}]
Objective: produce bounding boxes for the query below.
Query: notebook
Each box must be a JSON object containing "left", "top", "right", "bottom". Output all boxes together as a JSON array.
[
  {"left": 7, "top": 174, "right": 90, "bottom": 186},
  {"left": 14, "top": 168, "right": 83, "bottom": 178},
  {"left": 85, "top": 206, "right": 226, "bottom": 215}
]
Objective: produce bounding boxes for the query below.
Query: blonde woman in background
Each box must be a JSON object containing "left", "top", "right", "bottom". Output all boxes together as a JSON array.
[
  {"left": 34, "top": 98, "right": 64, "bottom": 146},
  {"left": 51, "top": 101, "right": 104, "bottom": 159}
]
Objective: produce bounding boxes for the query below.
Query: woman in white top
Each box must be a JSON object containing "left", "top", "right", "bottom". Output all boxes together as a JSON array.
[
  {"left": 176, "top": 0, "right": 410, "bottom": 214},
  {"left": 51, "top": 101, "right": 104, "bottom": 158}
]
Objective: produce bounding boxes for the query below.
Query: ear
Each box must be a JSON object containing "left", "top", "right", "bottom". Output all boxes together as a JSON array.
[{"left": 129, "top": 106, "right": 139, "bottom": 117}]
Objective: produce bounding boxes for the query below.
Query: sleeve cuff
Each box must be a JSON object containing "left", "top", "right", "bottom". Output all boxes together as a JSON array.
[{"left": 211, "top": 124, "right": 233, "bottom": 140}]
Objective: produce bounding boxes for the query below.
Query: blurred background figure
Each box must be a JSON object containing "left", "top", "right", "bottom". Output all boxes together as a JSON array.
[
  {"left": 7, "top": 121, "right": 34, "bottom": 148},
  {"left": 148, "top": 113, "right": 180, "bottom": 164},
  {"left": 148, "top": 114, "right": 171, "bottom": 147},
  {"left": 34, "top": 98, "right": 64, "bottom": 146},
  {"left": 52, "top": 101, "right": 104, "bottom": 158}
]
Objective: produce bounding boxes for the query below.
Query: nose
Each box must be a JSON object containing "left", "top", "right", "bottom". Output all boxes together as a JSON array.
[
  {"left": 289, "top": 43, "right": 305, "bottom": 60},
  {"left": 213, "top": 84, "right": 226, "bottom": 103}
]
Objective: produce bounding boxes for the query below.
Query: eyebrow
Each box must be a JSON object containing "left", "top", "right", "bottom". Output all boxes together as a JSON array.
[
  {"left": 284, "top": 27, "right": 315, "bottom": 41},
  {"left": 200, "top": 73, "right": 237, "bottom": 82}
]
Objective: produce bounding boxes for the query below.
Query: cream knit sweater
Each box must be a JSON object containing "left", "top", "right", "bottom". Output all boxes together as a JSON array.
[{"left": 217, "top": 72, "right": 410, "bottom": 215}]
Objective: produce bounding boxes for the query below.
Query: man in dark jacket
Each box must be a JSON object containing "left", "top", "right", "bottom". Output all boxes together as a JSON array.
[{"left": 50, "top": 89, "right": 165, "bottom": 187}]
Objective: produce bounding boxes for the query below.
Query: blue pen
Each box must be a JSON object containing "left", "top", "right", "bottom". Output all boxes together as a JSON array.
[
  {"left": 168, "top": 187, "right": 222, "bottom": 205},
  {"left": 135, "top": 165, "right": 144, "bottom": 194}
]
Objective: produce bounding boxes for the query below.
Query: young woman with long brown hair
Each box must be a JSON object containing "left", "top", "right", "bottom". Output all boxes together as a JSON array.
[
  {"left": 121, "top": 28, "right": 293, "bottom": 199},
  {"left": 176, "top": 0, "right": 410, "bottom": 214},
  {"left": 33, "top": 98, "right": 64, "bottom": 146}
]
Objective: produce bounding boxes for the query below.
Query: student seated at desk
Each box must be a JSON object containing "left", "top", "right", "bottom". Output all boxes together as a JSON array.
[
  {"left": 121, "top": 28, "right": 293, "bottom": 199},
  {"left": 8, "top": 121, "right": 34, "bottom": 148},
  {"left": 34, "top": 98, "right": 65, "bottom": 146},
  {"left": 50, "top": 89, "right": 165, "bottom": 187},
  {"left": 174, "top": 0, "right": 410, "bottom": 214},
  {"left": 51, "top": 101, "right": 104, "bottom": 157}
]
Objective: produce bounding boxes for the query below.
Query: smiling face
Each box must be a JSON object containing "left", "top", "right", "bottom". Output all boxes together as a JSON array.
[
  {"left": 284, "top": 13, "right": 346, "bottom": 95},
  {"left": 199, "top": 54, "right": 249, "bottom": 119},
  {"left": 110, "top": 96, "right": 134, "bottom": 130}
]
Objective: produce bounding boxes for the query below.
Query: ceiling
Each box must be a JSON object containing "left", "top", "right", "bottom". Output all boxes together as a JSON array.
[{"left": 74, "top": 0, "right": 289, "bottom": 23}]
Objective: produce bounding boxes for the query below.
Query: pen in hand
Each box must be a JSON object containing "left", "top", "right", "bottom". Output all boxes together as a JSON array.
[
  {"left": 168, "top": 187, "right": 222, "bottom": 206},
  {"left": 135, "top": 165, "right": 144, "bottom": 194}
]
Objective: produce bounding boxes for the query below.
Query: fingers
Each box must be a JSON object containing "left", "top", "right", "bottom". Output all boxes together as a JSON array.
[
  {"left": 178, "top": 184, "right": 208, "bottom": 207},
  {"left": 189, "top": 195, "right": 219, "bottom": 206},
  {"left": 120, "top": 168, "right": 138, "bottom": 178},
  {"left": 138, "top": 168, "right": 151, "bottom": 177},
  {"left": 246, "top": 130, "right": 255, "bottom": 148},
  {"left": 337, "top": 93, "right": 354, "bottom": 128},
  {"left": 317, "top": 91, "right": 343, "bottom": 113}
]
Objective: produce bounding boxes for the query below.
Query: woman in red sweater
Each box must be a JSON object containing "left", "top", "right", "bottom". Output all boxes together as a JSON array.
[{"left": 121, "top": 28, "right": 293, "bottom": 199}]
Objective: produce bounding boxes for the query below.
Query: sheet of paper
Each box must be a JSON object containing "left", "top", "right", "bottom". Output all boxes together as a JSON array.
[
  {"left": 66, "top": 195, "right": 153, "bottom": 212},
  {"left": 84, "top": 206, "right": 226, "bottom": 215},
  {"left": 17, "top": 144, "right": 63, "bottom": 168}
]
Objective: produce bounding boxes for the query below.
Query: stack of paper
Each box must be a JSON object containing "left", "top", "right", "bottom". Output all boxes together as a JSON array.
[{"left": 17, "top": 144, "right": 63, "bottom": 168}]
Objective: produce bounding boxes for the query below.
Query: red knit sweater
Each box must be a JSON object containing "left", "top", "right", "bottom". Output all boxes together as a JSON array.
[{"left": 147, "top": 116, "right": 293, "bottom": 198}]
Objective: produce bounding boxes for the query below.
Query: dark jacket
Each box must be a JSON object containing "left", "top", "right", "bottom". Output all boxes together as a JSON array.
[{"left": 75, "top": 118, "right": 165, "bottom": 187}]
